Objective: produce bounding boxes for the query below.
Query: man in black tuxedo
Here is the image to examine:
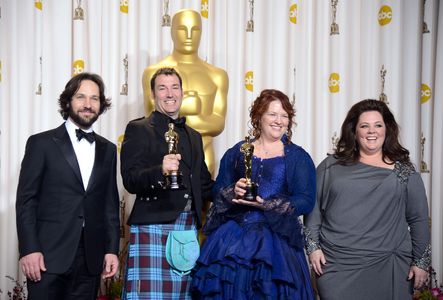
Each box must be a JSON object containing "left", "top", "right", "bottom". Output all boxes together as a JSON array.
[
  {"left": 120, "top": 67, "right": 213, "bottom": 298},
  {"left": 16, "top": 73, "right": 120, "bottom": 299}
]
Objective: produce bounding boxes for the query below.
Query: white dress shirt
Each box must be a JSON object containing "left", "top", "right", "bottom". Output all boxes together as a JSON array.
[{"left": 65, "top": 118, "right": 95, "bottom": 190}]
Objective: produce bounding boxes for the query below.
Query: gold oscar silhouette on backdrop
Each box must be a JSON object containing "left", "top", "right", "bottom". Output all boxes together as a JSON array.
[{"left": 142, "top": 9, "right": 229, "bottom": 175}]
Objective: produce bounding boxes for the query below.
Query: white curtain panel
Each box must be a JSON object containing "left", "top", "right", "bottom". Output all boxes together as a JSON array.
[
  {"left": 430, "top": 0, "right": 443, "bottom": 287},
  {"left": 1, "top": 0, "right": 441, "bottom": 293}
]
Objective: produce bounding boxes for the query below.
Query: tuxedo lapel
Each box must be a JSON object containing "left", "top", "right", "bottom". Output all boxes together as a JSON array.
[
  {"left": 184, "top": 127, "right": 197, "bottom": 170},
  {"left": 52, "top": 124, "right": 83, "bottom": 187},
  {"left": 86, "top": 136, "right": 106, "bottom": 192},
  {"left": 150, "top": 115, "right": 169, "bottom": 155}
]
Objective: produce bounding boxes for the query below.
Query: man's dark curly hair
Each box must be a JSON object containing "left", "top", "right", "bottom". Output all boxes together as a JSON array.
[{"left": 58, "top": 72, "right": 111, "bottom": 120}]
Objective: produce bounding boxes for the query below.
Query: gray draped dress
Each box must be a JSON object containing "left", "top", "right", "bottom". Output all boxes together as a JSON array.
[{"left": 305, "top": 155, "right": 430, "bottom": 300}]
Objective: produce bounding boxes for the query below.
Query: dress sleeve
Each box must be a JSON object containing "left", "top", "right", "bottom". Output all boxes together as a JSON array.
[
  {"left": 261, "top": 148, "right": 316, "bottom": 249},
  {"left": 304, "top": 158, "right": 328, "bottom": 255},
  {"left": 261, "top": 193, "right": 305, "bottom": 249},
  {"left": 406, "top": 172, "right": 431, "bottom": 270}
]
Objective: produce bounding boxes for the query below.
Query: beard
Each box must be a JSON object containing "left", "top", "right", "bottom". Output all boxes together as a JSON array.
[{"left": 69, "top": 107, "right": 99, "bottom": 128}]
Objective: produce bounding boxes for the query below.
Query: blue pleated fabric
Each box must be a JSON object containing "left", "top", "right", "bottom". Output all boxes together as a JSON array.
[{"left": 191, "top": 154, "right": 315, "bottom": 300}]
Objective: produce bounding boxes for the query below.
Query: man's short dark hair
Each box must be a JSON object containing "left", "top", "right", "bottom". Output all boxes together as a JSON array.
[{"left": 150, "top": 68, "right": 183, "bottom": 92}]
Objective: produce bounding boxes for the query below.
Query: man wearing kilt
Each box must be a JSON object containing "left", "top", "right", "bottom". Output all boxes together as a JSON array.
[{"left": 120, "top": 67, "right": 213, "bottom": 299}]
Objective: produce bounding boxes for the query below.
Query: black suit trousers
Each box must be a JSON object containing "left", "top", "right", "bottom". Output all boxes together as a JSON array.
[{"left": 26, "top": 231, "right": 100, "bottom": 300}]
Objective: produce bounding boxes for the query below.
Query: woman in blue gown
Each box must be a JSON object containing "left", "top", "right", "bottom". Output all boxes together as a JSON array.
[{"left": 191, "top": 89, "right": 316, "bottom": 299}]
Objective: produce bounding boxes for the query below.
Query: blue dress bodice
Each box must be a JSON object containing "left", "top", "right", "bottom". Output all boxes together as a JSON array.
[{"left": 251, "top": 155, "right": 288, "bottom": 199}]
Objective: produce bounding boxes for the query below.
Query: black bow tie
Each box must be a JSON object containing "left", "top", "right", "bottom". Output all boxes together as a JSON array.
[
  {"left": 170, "top": 117, "right": 186, "bottom": 128},
  {"left": 76, "top": 129, "right": 95, "bottom": 143}
]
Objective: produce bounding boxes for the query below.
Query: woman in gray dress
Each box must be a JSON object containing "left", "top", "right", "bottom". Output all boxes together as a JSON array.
[{"left": 305, "top": 99, "right": 430, "bottom": 300}]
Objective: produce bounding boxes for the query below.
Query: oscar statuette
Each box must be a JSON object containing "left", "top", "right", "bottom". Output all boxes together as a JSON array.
[
  {"left": 240, "top": 136, "right": 257, "bottom": 201},
  {"left": 163, "top": 123, "right": 186, "bottom": 190}
]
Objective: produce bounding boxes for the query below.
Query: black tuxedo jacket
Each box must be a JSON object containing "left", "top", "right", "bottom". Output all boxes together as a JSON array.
[
  {"left": 16, "top": 124, "right": 120, "bottom": 275},
  {"left": 120, "top": 112, "right": 213, "bottom": 228}
]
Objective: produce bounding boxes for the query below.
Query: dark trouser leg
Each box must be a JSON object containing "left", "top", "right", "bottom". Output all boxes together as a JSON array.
[
  {"left": 26, "top": 272, "right": 66, "bottom": 300},
  {"left": 27, "top": 231, "right": 100, "bottom": 300},
  {"left": 65, "top": 231, "right": 101, "bottom": 300}
]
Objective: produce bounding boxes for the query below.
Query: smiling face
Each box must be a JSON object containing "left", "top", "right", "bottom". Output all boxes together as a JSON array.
[
  {"left": 259, "top": 100, "right": 289, "bottom": 142},
  {"left": 153, "top": 74, "right": 183, "bottom": 119},
  {"left": 69, "top": 79, "right": 100, "bottom": 129},
  {"left": 355, "top": 110, "right": 386, "bottom": 156}
]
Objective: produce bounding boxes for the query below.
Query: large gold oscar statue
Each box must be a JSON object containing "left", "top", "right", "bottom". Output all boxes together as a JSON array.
[{"left": 142, "top": 9, "right": 229, "bottom": 175}]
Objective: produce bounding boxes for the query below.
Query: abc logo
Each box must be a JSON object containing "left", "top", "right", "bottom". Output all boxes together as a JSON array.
[
  {"left": 421, "top": 83, "right": 431, "bottom": 103},
  {"left": 201, "top": 0, "right": 209, "bottom": 19},
  {"left": 329, "top": 73, "right": 340, "bottom": 93},
  {"left": 289, "top": 4, "right": 298, "bottom": 24},
  {"left": 120, "top": 0, "right": 128, "bottom": 13},
  {"left": 245, "top": 71, "right": 254, "bottom": 92},
  {"left": 72, "top": 60, "right": 85, "bottom": 76},
  {"left": 35, "top": 0, "right": 42, "bottom": 10},
  {"left": 378, "top": 5, "right": 392, "bottom": 26},
  {"left": 117, "top": 134, "right": 125, "bottom": 154}
]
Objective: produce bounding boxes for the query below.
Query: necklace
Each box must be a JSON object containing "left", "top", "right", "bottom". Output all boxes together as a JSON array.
[{"left": 256, "top": 139, "right": 283, "bottom": 158}]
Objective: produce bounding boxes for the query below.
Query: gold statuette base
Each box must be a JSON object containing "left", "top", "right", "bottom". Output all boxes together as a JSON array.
[{"left": 244, "top": 182, "right": 257, "bottom": 201}]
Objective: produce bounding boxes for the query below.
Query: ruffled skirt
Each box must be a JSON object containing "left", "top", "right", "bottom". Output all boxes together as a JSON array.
[{"left": 191, "top": 212, "right": 314, "bottom": 300}]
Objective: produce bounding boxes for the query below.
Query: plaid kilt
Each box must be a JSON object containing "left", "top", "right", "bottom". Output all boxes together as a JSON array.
[{"left": 122, "top": 211, "right": 197, "bottom": 300}]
